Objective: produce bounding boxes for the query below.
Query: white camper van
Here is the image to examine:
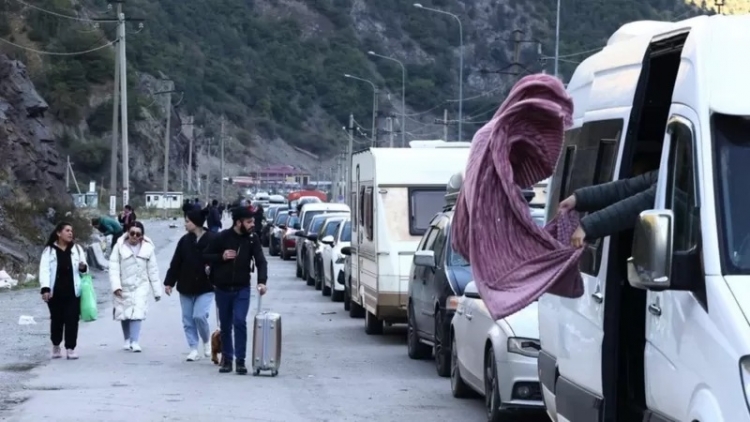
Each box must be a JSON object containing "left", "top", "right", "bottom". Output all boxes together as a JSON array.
[
  {"left": 538, "top": 16, "right": 750, "bottom": 422},
  {"left": 349, "top": 141, "right": 471, "bottom": 334}
]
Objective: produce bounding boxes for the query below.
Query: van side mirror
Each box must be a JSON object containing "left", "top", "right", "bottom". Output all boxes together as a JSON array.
[
  {"left": 627, "top": 210, "right": 673, "bottom": 291},
  {"left": 463, "top": 281, "right": 480, "bottom": 299},
  {"left": 413, "top": 250, "right": 436, "bottom": 268},
  {"left": 341, "top": 246, "right": 351, "bottom": 256},
  {"left": 307, "top": 233, "right": 318, "bottom": 242}
]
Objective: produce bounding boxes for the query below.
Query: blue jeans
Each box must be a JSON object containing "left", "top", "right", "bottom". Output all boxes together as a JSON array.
[
  {"left": 179, "top": 292, "right": 214, "bottom": 349},
  {"left": 209, "top": 226, "right": 221, "bottom": 233},
  {"left": 214, "top": 287, "right": 251, "bottom": 362},
  {"left": 121, "top": 320, "right": 142, "bottom": 343}
]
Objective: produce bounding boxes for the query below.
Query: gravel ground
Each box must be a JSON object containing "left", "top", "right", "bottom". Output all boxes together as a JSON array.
[{"left": 0, "top": 219, "right": 182, "bottom": 417}]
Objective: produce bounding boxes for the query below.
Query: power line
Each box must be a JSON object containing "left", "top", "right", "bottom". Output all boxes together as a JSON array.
[
  {"left": 0, "top": 37, "right": 116, "bottom": 55},
  {"left": 12, "top": 0, "right": 93, "bottom": 22}
]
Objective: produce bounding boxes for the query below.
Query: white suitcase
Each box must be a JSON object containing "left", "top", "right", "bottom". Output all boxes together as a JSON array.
[{"left": 251, "top": 295, "right": 282, "bottom": 376}]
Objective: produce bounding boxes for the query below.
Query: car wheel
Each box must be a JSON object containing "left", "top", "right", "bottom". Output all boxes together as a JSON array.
[
  {"left": 365, "top": 311, "right": 383, "bottom": 335},
  {"left": 434, "top": 310, "right": 451, "bottom": 377},
  {"left": 331, "top": 266, "right": 343, "bottom": 302},
  {"left": 450, "top": 335, "right": 472, "bottom": 399},
  {"left": 485, "top": 346, "right": 504, "bottom": 422},
  {"left": 322, "top": 268, "right": 331, "bottom": 297},
  {"left": 305, "top": 257, "right": 315, "bottom": 286},
  {"left": 314, "top": 258, "right": 323, "bottom": 291},
  {"left": 407, "top": 303, "right": 431, "bottom": 359},
  {"left": 349, "top": 291, "right": 365, "bottom": 319}
]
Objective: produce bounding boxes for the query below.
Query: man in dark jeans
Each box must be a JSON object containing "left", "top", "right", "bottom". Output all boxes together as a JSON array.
[{"left": 204, "top": 206, "right": 268, "bottom": 374}]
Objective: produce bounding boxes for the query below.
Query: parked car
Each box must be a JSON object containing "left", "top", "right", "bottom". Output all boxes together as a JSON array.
[
  {"left": 269, "top": 210, "right": 290, "bottom": 256},
  {"left": 294, "top": 202, "right": 350, "bottom": 280},
  {"left": 297, "top": 213, "right": 341, "bottom": 285},
  {"left": 313, "top": 216, "right": 347, "bottom": 294},
  {"left": 279, "top": 214, "right": 300, "bottom": 261},
  {"left": 321, "top": 218, "right": 351, "bottom": 301},
  {"left": 450, "top": 281, "right": 544, "bottom": 421},
  {"left": 261, "top": 205, "right": 286, "bottom": 247},
  {"left": 407, "top": 208, "right": 473, "bottom": 377}
]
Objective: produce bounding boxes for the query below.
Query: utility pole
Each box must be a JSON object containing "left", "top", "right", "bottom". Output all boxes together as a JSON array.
[
  {"left": 187, "top": 116, "right": 195, "bottom": 193},
  {"left": 715, "top": 0, "right": 724, "bottom": 13},
  {"left": 387, "top": 117, "right": 394, "bottom": 148},
  {"left": 205, "top": 137, "right": 212, "bottom": 203},
  {"left": 220, "top": 116, "right": 225, "bottom": 205},
  {"left": 161, "top": 80, "right": 173, "bottom": 218},
  {"left": 443, "top": 109, "right": 448, "bottom": 142},
  {"left": 108, "top": 1, "right": 121, "bottom": 217},
  {"left": 554, "top": 0, "right": 561, "bottom": 77},
  {"left": 346, "top": 113, "right": 354, "bottom": 205},
  {"left": 513, "top": 30, "right": 523, "bottom": 75},
  {"left": 118, "top": 10, "right": 130, "bottom": 207},
  {"left": 66, "top": 155, "right": 70, "bottom": 191}
]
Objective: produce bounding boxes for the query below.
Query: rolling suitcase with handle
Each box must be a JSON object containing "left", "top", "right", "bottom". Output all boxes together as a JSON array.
[{"left": 251, "top": 294, "right": 282, "bottom": 376}]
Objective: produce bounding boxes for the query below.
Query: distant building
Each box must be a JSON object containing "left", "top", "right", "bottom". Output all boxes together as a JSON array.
[{"left": 144, "top": 191, "right": 184, "bottom": 209}]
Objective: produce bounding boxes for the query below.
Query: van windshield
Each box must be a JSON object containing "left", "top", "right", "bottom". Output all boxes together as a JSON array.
[
  {"left": 303, "top": 211, "right": 325, "bottom": 230},
  {"left": 713, "top": 113, "right": 750, "bottom": 274}
]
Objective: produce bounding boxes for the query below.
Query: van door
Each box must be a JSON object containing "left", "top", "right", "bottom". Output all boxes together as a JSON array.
[
  {"left": 644, "top": 107, "right": 704, "bottom": 421},
  {"left": 556, "top": 118, "right": 623, "bottom": 395}
]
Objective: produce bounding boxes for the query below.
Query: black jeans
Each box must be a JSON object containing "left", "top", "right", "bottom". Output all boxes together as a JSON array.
[{"left": 48, "top": 295, "right": 81, "bottom": 350}]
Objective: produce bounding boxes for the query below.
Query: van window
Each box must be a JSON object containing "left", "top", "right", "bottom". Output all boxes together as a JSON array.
[
  {"left": 350, "top": 191, "right": 358, "bottom": 233},
  {"left": 712, "top": 113, "right": 750, "bottom": 273},
  {"left": 548, "top": 127, "right": 580, "bottom": 215},
  {"left": 303, "top": 211, "right": 325, "bottom": 230},
  {"left": 432, "top": 224, "right": 448, "bottom": 262},
  {"left": 358, "top": 187, "right": 365, "bottom": 226},
  {"left": 364, "top": 187, "right": 374, "bottom": 241},
  {"left": 409, "top": 188, "right": 445, "bottom": 236},
  {"left": 579, "top": 119, "right": 623, "bottom": 276},
  {"left": 667, "top": 121, "right": 700, "bottom": 252}
]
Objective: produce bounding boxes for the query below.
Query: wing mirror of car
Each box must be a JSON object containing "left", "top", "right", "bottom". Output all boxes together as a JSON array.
[
  {"left": 294, "top": 230, "right": 306, "bottom": 237},
  {"left": 321, "top": 235, "right": 335, "bottom": 246},
  {"left": 340, "top": 246, "right": 351, "bottom": 256},
  {"left": 413, "top": 250, "right": 436, "bottom": 268},
  {"left": 463, "top": 281, "right": 481, "bottom": 299},
  {"left": 627, "top": 209, "right": 674, "bottom": 291},
  {"left": 307, "top": 233, "right": 318, "bottom": 242},
  {"left": 278, "top": 224, "right": 286, "bottom": 230}
]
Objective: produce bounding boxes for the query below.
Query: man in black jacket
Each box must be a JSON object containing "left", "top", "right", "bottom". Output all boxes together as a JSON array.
[
  {"left": 207, "top": 200, "right": 222, "bottom": 233},
  {"left": 164, "top": 209, "right": 217, "bottom": 362},
  {"left": 203, "top": 206, "right": 268, "bottom": 374}
]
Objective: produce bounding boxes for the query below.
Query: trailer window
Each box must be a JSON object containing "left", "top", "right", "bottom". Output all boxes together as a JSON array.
[
  {"left": 358, "top": 187, "right": 365, "bottom": 226},
  {"left": 364, "top": 187, "right": 374, "bottom": 241},
  {"left": 408, "top": 188, "right": 445, "bottom": 236}
]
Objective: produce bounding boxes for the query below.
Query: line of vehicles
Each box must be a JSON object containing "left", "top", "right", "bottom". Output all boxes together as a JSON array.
[
  {"left": 258, "top": 141, "right": 548, "bottom": 421},
  {"left": 261, "top": 15, "right": 750, "bottom": 422}
]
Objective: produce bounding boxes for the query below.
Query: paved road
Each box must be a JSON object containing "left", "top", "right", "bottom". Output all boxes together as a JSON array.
[{"left": 3, "top": 220, "right": 488, "bottom": 421}]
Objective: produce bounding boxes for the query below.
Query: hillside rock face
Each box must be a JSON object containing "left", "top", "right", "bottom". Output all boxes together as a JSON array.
[
  {"left": 0, "top": 54, "right": 73, "bottom": 270},
  {"left": 0, "top": 55, "right": 68, "bottom": 199}
]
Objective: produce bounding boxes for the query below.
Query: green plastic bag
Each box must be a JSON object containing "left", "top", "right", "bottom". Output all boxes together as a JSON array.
[{"left": 80, "top": 274, "right": 98, "bottom": 322}]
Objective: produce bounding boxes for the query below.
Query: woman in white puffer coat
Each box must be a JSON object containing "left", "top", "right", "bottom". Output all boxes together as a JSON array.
[{"left": 109, "top": 221, "right": 162, "bottom": 352}]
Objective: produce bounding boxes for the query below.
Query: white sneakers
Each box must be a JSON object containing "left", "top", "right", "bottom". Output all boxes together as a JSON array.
[
  {"left": 123, "top": 341, "right": 132, "bottom": 351},
  {"left": 131, "top": 343, "right": 142, "bottom": 353},
  {"left": 186, "top": 349, "right": 200, "bottom": 361},
  {"left": 204, "top": 343, "right": 211, "bottom": 358}
]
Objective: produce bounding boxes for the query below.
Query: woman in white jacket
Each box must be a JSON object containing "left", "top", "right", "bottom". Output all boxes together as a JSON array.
[
  {"left": 109, "top": 221, "right": 162, "bottom": 352},
  {"left": 39, "top": 222, "right": 89, "bottom": 359}
]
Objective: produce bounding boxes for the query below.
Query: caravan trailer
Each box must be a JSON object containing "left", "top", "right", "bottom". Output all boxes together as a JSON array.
[
  {"left": 349, "top": 141, "right": 471, "bottom": 334},
  {"left": 538, "top": 15, "right": 750, "bottom": 422}
]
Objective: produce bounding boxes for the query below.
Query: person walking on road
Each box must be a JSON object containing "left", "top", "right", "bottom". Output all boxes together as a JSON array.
[
  {"left": 207, "top": 199, "right": 222, "bottom": 233},
  {"left": 39, "top": 222, "right": 89, "bottom": 360},
  {"left": 109, "top": 221, "right": 163, "bottom": 353},
  {"left": 164, "top": 210, "right": 217, "bottom": 361},
  {"left": 91, "top": 216, "right": 124, "bottom": 250},
  {"left": 118, "top": 205, "right": 137, "bottom": 232},
  {"left": 204, "top": 206, "right": 268, "bottom": 374}
]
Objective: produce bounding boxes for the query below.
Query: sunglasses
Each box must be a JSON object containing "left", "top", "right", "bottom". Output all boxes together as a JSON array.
[{"left": 129, "top": 231, "right": 143, "bottom": 238}]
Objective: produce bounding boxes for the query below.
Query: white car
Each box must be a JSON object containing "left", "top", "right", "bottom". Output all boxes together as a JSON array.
[
  {"left": 450, "top": 281, "right": 544, "bottom": 420},
  {"left": 321, "top": 217, "right": 351, "bottom": 302}
]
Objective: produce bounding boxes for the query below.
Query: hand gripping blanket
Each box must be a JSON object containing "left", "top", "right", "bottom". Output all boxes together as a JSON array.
[{"left": 451, "top": 74, "right": 584, "bottom": 321}]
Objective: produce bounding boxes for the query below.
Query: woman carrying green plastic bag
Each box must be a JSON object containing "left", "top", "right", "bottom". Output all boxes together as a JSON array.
[{"left": 80, "top": 274, "right": 97, "bottom": 322}]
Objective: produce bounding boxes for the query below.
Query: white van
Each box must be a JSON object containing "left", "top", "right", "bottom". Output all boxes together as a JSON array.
[
  {"left": 538, "top": 15, "right": 750, "bottom": 422},
  {"left": 350, "top": 141, "right": 470, "bottom": 334},
  {"left": 294, "top": 202, "right": 350, "bottom": 280}
]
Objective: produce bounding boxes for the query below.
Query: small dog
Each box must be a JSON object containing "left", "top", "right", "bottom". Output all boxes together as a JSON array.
[{"left": 210, "top": 329, "right": 222, "bottom": 365}]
